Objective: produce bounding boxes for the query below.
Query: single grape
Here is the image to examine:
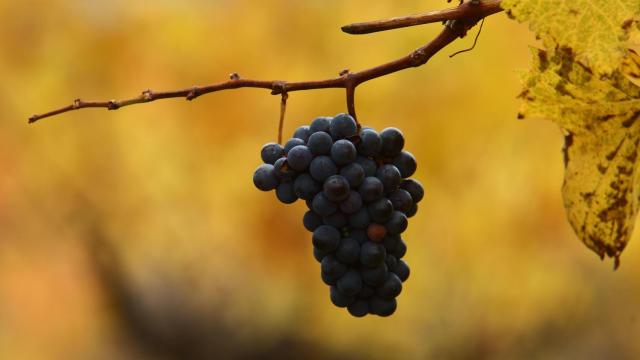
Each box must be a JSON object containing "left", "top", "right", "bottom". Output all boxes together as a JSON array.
[
  {"left": 357, "top": 128, "right": 382, "bottom": 157},
  {"left": 309, "top": 156, "right": 338, "bottom": 182},
  {"left": 276, "top": 182, "right": 297, "bottom": 204},
  {"left": 293, "top": 125, "right": 311, "bottom": 142},
  {"left": 348, "top": 208, "right": 371, "bottom": 229},
  {"left": 385, "top": 211, "right": 408, "bottom": 235},
  {"left": 303, "top": 210, "right": 323, "bottom": 232},
  {"left": 322, "top": 271, "right": 338, "bottom": 286},
  {"left": 392, "top": 151, "right": 417, "bottom": 178},
  {"left": 355, "top": 156, "right": 377, "bottom": 177},
  {"left": 400, "top": 179, "right": 424, "bottom": 203},
  {"left": 312, "top": 192, "right": 338, "bottom": 217},
  {"left": 359, "top": 177, "right": 384, "bottom": 203},
  {"left": 336, "top": 237, "right": 360, "bottom": 264},
  {"left": 312, "top": 225, "right": 341, "bottom": 252},
  {"left": 329, "top": 113, "right": 358, "bottom": 140},
  {"left": 379, "top": 128, "right": 405, "bottom": 157},
  {"left": 360, "top": 241, "right": 387, "bottom": 267},
  {"left": 261, "top": 143, "right": 284, "bottom": 165},
  {"left": 339, "top": 163, "right": 365, "bottom": 188},
  {"left": 293, "top": 173, "right": 321, "bottom": 201},
  {"left": 253, "top": 164, "right": 279, "bottom": 191},
  {"left": 287, "top": 145, "right": 313, "bottom": 171},
  {"left": 361, "top": 263, "right": 388, "bottom": 286},
  {"left": 406, "top": 202, "right": 418, "bottom": 218},
  {"left": 385, "top": 254, "right": 398, "bottom": 271},
  {"left": 284, "top": 138, "right": 305, "bottom": 154},
  {"left": 322, "top": 255, "right": 347, "bottom": 277},
  {"left": 323, "top": 175, "right": 351, "bottom": 202},
  {"left": 307, "top": 131, "right": 333, "bottom": 155},
  {"left": 339, "top": 191, "right": 363, "bottom": 214},
  {"left": 313, "top": 246, "right": 328, "bottom": 263},
  {"left": 347, "top": 299, "right": 370, "bottom": 318},
  {"left": 394, "top": 238, "right": 407, "bottom": 259},
  {"left": 310, "top": 116, "right": 332, "bottom": 134},
  {"left": 370, "top": 296, "right": 397, "bottom": 317},
  {"left": 368, "top": 198, "right": 393, "bottom": 223},
  {"left": 388, "top": 189, "right": 414, "bottom": 214},
  {"left": 376, "top": 164, "right": 401, "bottom": 193},
  {"left": 382, "top": 235, "right": 399, "bottom": 253},
  {"left": 376, "top": 273, "right": 402, "bottom": 299},
  {"left": 366, "top": 223, "right": 387, "bottom": 242},
  {"left": 330, "top": 286, "right": 355, "bottom": 308},
  {"left": 337, "top": 269, "right": 363, "bottom": 297},
  {"left": 330, "top": 139, "right": 357, "bottom": 166},
  {"left": 394, "top": 260, "right": 410, "bottom": 282}
]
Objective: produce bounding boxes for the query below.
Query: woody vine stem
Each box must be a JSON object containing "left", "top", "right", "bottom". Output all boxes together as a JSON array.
[{"left": 28, "top": 0, "right": 503, "bottom": 137}]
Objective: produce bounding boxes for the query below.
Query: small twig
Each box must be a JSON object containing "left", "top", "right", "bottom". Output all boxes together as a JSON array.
[
  {"left": 341, "top": 0, "right": 501, "bottom": 35},
  {"left": 449, "top": 18, "right": 486, "bottom": 58},
  {"left": 278, "top": 91, "right": 289, "bottom": 145},
  {"left": 29, "top": 1, "right": 503, "bottom": 123}
]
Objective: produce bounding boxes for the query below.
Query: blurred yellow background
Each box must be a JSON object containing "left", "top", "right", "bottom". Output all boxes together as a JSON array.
[{"left": 2, "top": 0, "right": 639, "bottom": 359}]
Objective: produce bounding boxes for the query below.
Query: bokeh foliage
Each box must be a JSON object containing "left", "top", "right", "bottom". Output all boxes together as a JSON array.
[{"left": 1, "top": 1, "right": 640, "bottom": 359}]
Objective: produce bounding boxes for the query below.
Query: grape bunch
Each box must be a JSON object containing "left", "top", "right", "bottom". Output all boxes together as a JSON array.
[{"left": 253, "top": 114, "right": 424, "bottom": 317}]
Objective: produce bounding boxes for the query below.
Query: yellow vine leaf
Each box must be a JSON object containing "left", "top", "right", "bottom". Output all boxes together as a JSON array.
[
  {"left": 519, "top": 48, "right": 640, "bottom": 267},
  {"left": 501, "top": 0, "right": 640, "bottom": 75}
]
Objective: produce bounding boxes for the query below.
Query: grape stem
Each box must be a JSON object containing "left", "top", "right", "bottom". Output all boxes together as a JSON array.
[{"left": 28, "top": 0, "right": 503, "bottom": 124}]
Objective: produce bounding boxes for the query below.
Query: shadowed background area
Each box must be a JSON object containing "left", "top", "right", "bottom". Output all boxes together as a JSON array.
[{"left": 1, "top": 0, "right": 639, "bottom": 359}]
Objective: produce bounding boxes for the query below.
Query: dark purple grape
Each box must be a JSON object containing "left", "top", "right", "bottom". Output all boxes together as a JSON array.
[
  {"left": 310, "top": 116, "right": 332, "bottom": 134},
  {"left": 370, "top": 296, "right": 397, "bottom": 317},
  {"left": 368, "top": 198, "right": 393, "bottom": 223},
  {"left": 347, "top": 299, "right": 370, "bottom": 317},
  {"left": 284, "top": 138, "right": 305, "bottom": 154},
  {"left": 400, "top": 179, "right": 424, "bottom": 203},
  {"left": 273, "top": 157, "right": 295, "bottom": 181},
  {"left": 312, "top": 225, "right": 341, "bottom": 252},
  {"left": 379, "top": 128, "right": 405, "bottom": 157},
  {"left": 361, "top": 263, "right": 388, "bottom": 286},
  {"left": 323, "top": 211, "right": 348, "bottom": 228},
  {"left": 261, "top": 143, "right": 284, "bottom": 165},
  {"left": 394, "top": 260, "right": 410, "bottom": 282},
  {"left": 312, "top": 192, "right": 338, "bottom": 217},
  {"left": 287, "top": 145, "right": 313, "bottom": 171},
  {"left": 253, "top": 164, "right": 279, "bottom": 191},
  {"left": 293, "top": 173, "right": 321, "bottom": 201},
  {"left": 359, "top": 177, "right": 384, "bottom": 203},
  {"left": 307, "top": 131, "right": 333, "bottom": 155},
  {"left": 385, "top": 211, "right": 408, "bottom": 235},
  {"left": 323, "top": 175, "right": 350, "bottom": 202},
  {"left": 309, "top": 156, "right": 338, "bottom": 182},
  {"left": 336, "top": 237, "right": 360, "bottom": 264},
  {"left": 357, "top": 128, "right": 381, "bottom": 157},
  {"left": 360, "top": 241, "right": 386, "bottom": 267},
  {"left": 394, "top": 238, "right": 407, "bottom": 259},
  {"left": 339, "top": 163, "right": 365, "bottom": 188},
  {"left": 276, "top": 182, "right": 297, "bottom": 204},
  {"left": 355, "top": 156, "right": 377, "bottom": 177},
  {"left": 330, "top": 139, "right": 357, "bottom": 166},
  {"left": 348, "top": 208, "right": 371, "bottom": 229},
  {"left": 329, "top": 113, "right": 358, "bottom": 140},
  {"left": 330, "top": 286, "right": 355, "bottom": 308},
  {"left": 337, "top": 270, "right": 363, "bottom": 296},
  {"left": 322, "top": 255, "right": 347, "bottom": 278},
  {"left": 303, "top": 211, "right": 323, "bottom": 232},
  {"left": 392, "top": 151, "right": 417, "bottom": 178},
  {"left": 376, "top": 164, "right": 401, "bottom": 193},
  {"left": 388, "top": 189, "right": 414, "bottom": 214},
  {"left": 376, "top": 273, "right": 402, "bottom": 299},
  {"left": 339, "top": 191, "right": 362, "bottom": 214},
  {"left": 293, "top": 125, "right": 311, "bottom": 142}
]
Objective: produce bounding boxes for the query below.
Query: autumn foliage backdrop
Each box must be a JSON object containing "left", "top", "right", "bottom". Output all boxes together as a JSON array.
[{"left": 1, "top": 0, "right": 640, "bottom": 359}]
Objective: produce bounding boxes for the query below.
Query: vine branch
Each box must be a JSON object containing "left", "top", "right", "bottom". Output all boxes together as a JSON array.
[{"left": 28, "top": 1, "right": 503, "bottom": 124}]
